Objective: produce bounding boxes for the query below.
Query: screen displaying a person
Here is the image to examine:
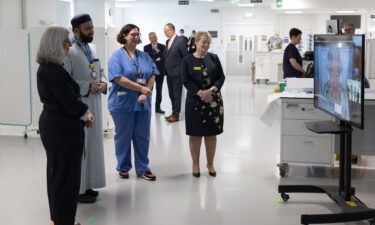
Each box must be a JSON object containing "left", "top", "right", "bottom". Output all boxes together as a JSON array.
[
  {"left": 321, "top": 47, "right": 350, "bottom": 120},
  {"left": 315, "top": 35, "right": 363, "bottom": 126}
]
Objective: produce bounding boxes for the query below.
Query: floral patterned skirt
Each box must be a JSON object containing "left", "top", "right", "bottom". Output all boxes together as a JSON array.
[{"left": 185, "top": 92, "right": 224, "bottom": 136}]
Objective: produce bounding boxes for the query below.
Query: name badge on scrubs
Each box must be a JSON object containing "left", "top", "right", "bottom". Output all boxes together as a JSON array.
[
  {"left": 194, "top": 67, "right": 201, "bottom": 71},
  {"left": 117, "top": 91, "right": 127, "bottom": 96},
  {"left": 91, "top": 71, "right": 98, "bottom": 79},
  {"left": 137, "top": 78, "right": 146, "bottom": 85}
]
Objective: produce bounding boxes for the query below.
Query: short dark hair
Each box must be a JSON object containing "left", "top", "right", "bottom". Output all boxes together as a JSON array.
[
  {"left": 165, "top": 23, "right": 175, "bottom": 31},
  {"left": 289, "top": 28, "right": 302, "bottom": 39},
  {"left": 117, "top": 24, "right": 140, "bottom": 44}
]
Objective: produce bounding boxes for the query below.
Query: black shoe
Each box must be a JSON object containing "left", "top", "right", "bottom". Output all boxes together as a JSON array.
[
  {"left": 85, "top": 189, "right": 99, "bottom": 197},
  {"left": 119, "top": 171, "right": 129, "bottom": 179},
  {"left": 208, "top": 171, "right": 217, "bottom": 177},
  {"left": 192, "top": 172, "right": 200, "bottom": 178},
  {"left": 155, "top": 108, "right": 165, "bottom": 114},
  {"left": 78, "top": 193, "right": 96, "bottom": 204},
  {"left": 138, "top": 171, "right": 156, "bottom": 181}
]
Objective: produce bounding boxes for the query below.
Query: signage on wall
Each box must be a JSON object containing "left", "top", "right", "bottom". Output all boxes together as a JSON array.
[
  {"left": 371, "top": 15, "right": 375, "bottom": 19},
  {"left": 276, "top": 0, "right": 282, "bottom": 8},
  {"left": 251, "top": 0, "right": 262, "bottom": 2},
  {"left": 211, "top": 9, "right": 220, "bottom": 13},
  {"left": 230, "top": 35, "right": 236, "bottom": 42},
  {"left": 178, "top": 0, "right": 189, "bottom": 5},
  {"left": 261, "top": 35, "right": 268, "bottom": 41},
  {"left": 283, "top": 37, "right": 289, "bottom": 44}
]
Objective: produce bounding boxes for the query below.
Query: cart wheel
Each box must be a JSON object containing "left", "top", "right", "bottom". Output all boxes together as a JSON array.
[
  {"left": 279, "top": 167, "right": 286, "bottom": 177},
  {"left": 24, "top": 134, "right": 28, "bottom": 139},
  {"left": 281, "top": 193, "right": 290, "bottom": 202}
]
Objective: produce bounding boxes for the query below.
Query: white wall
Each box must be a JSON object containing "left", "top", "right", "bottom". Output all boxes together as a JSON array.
[
  {"left": 74, "top": 0, "right": 105, "bottom": 27},
  {"left": 0, "top": 0, "right": 22, "bottom": 29},
  {"left": 54, "top": 0, "right": 73, "bottom": 27},
  {"left": 24, "top": 0, "right": 54, "bottom": 28}
]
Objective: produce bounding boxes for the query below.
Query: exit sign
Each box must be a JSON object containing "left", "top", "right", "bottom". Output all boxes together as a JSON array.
[{"left": 178, "top": 0, "right": 189, "bottom": 5}]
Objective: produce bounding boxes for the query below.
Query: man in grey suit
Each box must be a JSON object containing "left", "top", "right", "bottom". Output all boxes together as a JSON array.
[{"left": 163, "top": 23, "right": 189, "bottom": 122}]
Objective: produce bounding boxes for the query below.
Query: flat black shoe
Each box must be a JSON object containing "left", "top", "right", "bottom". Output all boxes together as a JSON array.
[
  {"left": 192, "top": 172, "right": 200, "bottom": 178},
  {"left": 78, "top": 193, "right": 96, "bottom": 204},
  {"left": 208, "top": 171, "right": 216, "bottom": 177},
  {"left": 155, "top": 109, "right": 165, "bottom": 114},
  {"left": 85, "top": 189, "right": 99, "bottom": 197}
]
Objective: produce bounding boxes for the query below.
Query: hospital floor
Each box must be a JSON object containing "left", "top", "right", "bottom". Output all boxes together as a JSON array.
[{"left": 1, "top": 76, "right": 375, "bottom": 225}]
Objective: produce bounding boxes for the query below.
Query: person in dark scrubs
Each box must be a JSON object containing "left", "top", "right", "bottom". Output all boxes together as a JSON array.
[{"left": 283, "top": 28, "right": 305, "bottom": 78}]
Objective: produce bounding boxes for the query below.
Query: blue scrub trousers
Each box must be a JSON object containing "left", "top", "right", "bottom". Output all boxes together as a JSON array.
[{"left": 111, "top": 111, "right": 151, "bottom": 176}]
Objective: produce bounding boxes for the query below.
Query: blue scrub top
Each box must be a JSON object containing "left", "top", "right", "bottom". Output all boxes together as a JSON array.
[{"left": 108, "top": 48, "right": 160, "bottom": 112}]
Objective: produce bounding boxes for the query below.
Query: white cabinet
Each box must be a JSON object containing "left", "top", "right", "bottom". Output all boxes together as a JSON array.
[{"left": 279, "top": 98, "right": 334, "bottom": 175}]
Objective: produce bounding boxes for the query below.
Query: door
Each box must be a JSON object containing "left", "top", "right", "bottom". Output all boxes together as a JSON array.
[{"left": 223, "top": 24, "right": 273, "bottom": 76}]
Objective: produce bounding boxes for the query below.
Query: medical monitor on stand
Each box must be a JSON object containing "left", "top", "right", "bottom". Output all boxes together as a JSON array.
[{"left": 314, "top": 34, "right": 365, "bottom": 129}]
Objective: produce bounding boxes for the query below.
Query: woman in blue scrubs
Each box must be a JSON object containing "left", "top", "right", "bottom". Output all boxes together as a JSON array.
[{"left": 108, "top": 24, "right": 159, "bottom": 181}]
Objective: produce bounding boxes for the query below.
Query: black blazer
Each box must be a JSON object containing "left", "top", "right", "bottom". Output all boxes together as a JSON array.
[
  {"left": 164, "top": 35, "right": 189, "bottom": 77},
  {"left": 37, "top": 63, "right": 88, "bottom": 119},
  {"left": 143, "top": 43, "right": 165, "bottom": 76},
  {"left": 181, "top": 53, "right": 225, "bottom": 98}
]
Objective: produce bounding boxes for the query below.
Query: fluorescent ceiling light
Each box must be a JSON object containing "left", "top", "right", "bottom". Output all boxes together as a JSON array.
[
  {"left": 336, "top": 10, "right": 355, "bottom": 13},
  {"left": 116, "top": 0, "right": 136, "bottom": 2},
  {"left": 285, "top": 11, "right": 303, "bottom": 14},
  {"left": 238, "top": 3, "right": 254, "bottom": 7}
]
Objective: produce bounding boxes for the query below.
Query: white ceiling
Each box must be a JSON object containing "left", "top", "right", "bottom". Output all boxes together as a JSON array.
[{"left": 110, "top": 0, "right": 273, "bottom": 8}]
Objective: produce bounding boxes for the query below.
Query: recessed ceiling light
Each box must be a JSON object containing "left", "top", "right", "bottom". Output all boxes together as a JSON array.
[
  {"left": 285, "top": 11, "right": 303, "bottom": 14},
  {"left": 238, "top": 3, "right": 254, "bottom": 7},
  {"left": 336, "top": 10, "right": 355, "bottom": 13}
]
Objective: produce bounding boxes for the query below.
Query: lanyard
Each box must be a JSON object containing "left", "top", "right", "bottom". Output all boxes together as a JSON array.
[
  {"left": 72, "top": 37, "right": 95, "bottom": 71},
  {"left": 124, "top": 47, "right": 142, "bottom": 76}
]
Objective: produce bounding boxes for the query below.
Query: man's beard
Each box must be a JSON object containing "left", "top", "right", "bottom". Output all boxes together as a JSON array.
[{"left": 80, "top": 31, "right": 93, "bottom": 43}]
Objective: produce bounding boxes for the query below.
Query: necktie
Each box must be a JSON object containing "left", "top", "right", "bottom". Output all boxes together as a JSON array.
[{"left": 168, "top": 38, "right": 172, "bottom": 50}]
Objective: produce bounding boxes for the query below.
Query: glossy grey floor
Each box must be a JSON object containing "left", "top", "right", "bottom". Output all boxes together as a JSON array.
[{"left": 1, "top": 76, "right": 375, "bottom": 225}]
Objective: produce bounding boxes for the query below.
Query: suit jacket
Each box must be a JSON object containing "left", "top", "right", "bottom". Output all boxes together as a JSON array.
[
  {"left": 144, "top": 43, "right": 165, "bottom": 76},
  {"left": 164, "top": 35, "right": 189, "bottom": 77},
  {"left": 181, "top": 53, "right": 225, "bottom": 98},
  {"left": 37, "top": 63, "right": 88, "bottom": 119}
]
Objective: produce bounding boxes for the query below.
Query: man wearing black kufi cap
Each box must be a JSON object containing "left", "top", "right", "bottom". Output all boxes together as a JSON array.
[{"left": 64, "top": 13, "right": 106, "bottom": 204}]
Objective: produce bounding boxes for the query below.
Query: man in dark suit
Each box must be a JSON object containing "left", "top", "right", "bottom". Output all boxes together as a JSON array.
[
  {"left": 144, "top": 32, "right": 166, "bottom": 114},
  {"left": 163, "top": 23, "right": 189, "bottom": 122},
  {"left": 179, "top": 28, "right": 189, "bottom": 45}
]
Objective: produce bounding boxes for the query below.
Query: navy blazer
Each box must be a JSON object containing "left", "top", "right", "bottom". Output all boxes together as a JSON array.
[
  {"left": 181, "top": 53, "right": 225, "bottom": 98},
  {"left": 144, "top": 43, "right": 165, "bottom": 75},
  {"left": 164, "top": 35, "right": 189, "bottom": 77}
]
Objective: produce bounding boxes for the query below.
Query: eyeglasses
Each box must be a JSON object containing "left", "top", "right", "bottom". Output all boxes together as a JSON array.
[{"left": 129, "top": 33, "right": 141, "bottom": 38}]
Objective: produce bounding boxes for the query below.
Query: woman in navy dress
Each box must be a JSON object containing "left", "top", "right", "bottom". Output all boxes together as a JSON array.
[{"left": 181, "top": 31, "right": 225, "bottom": 177}]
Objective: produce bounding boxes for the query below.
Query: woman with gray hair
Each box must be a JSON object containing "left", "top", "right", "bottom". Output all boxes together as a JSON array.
[{"left": 37, "top": 26, "right": 94, "bottom": 225}]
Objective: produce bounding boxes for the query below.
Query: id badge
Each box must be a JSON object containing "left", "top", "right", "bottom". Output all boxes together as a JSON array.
[
  {"left": 91, "top": 71, "right": 98, "bottom": 79},
  {"left": 137, "top": 78, "right": 146, "bottom": 84}
]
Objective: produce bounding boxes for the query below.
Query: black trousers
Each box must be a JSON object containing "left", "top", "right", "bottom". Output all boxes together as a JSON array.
[
  {"left": 39, "top": 111, "right": 85, "bottom": 225},
  {"left": 155, "top": 75, "right": 165, "bottom": 110},
  {"left": 167, "top": 75, "right": 182, "bottom": 117}
]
